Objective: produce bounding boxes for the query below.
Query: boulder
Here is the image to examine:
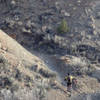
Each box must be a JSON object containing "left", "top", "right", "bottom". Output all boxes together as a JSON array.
[{"left": 22, "top": 27, "right": 31, "bottom": 35}]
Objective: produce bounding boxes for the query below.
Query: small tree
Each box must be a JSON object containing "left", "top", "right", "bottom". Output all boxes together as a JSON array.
[{"left": 57, "top": 19, "right": 69, "bottom": 34}]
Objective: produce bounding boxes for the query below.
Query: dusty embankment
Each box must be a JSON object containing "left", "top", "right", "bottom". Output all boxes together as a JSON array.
[
  {"left": 1, "top": 0, "right": 100, "bottom": 99},
  {"left": 0, "top": 30, "right": 69, "bottom": 100},
  {"left": 1, "top": 29, "right": 100, "bottom": 100},
  {"left": 35, "top": 47, "right": 100, "bottom": 100}
]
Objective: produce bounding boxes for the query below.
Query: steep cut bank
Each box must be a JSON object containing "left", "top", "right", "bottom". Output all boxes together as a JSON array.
[
  {"left": 1, "top": 0, "right": 100, "bottom": 99},
  {"left": 1, "top": 27, "right": 100, "bottom": 100},
  {"left": 0, "top": 30, "right": 69, "bottom": 100}
]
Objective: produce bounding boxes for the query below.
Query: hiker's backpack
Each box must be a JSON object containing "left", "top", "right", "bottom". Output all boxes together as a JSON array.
[
  {"left": 64, "top": 76, "right": 73, "bottom": 83},
  {"left": 67, "top": 76, "right": 71, "bottom": 83}
]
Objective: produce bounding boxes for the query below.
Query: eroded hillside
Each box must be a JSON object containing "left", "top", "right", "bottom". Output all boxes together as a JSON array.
[
  {"left": 0, "top": 30, "right": 66, "bottom": 100},
  {"left": 0, "top": 0, "right": 100, "bottom": 100}
]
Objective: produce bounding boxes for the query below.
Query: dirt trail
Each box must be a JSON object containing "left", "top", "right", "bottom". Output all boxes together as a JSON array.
[
  {"left": 30, "top": 51, "right": 62, "bottom": 81},
  {"left": 32, "top": 52, "right": 100, "bottom": 100},
  {"left": 1, "top": 0, "right": 100, "bottom": 99}
]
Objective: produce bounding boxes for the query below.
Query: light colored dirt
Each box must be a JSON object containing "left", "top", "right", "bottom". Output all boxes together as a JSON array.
[{"left": 0, "top": 29, "right": 48, "bottom": 70}]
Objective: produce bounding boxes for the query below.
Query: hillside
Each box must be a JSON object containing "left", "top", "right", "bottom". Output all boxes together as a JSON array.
[
  {"left": 0, "top": 30, "right": 64, "bottom": 100},
  {"left": 0, "top": 0, "right": 100, "bottom": 100},
  {"left": 0, "top": 30, "right": 100, "bottom": 99}
]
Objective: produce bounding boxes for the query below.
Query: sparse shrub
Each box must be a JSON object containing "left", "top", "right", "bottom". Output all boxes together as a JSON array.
[
  {"left": 39, "top": 68, "right": 56, "bottom": 78},
  {"left": 0, "top": 77, "right": 12, "bottom": 88},
  {"left": 15, "top": 69, "right": 22, "bottom": 81},
  {"left": 30, "top": 65, "right": 38, "bottom": 72},
  {"left": 0, "top": 55, "right": 6, "bottom": 64},
  {"left": 87, "top": 64, "right": 96, "bottom": 75},
  {"left": 0, "top": 57, "right": 4, "bottom": 63},
  {"left": 10, "top": 84, "right": 19, "bottom": 92},
  {"left": 38, "top": 85, "right": 46, "bottom": 100},
  {"left": 57, "top": 19, "right": 69, "bottom": 34}
]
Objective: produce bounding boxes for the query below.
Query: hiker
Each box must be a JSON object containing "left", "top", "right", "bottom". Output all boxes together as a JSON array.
[
  {"left": 64, "top": 73, "right": 77, "bottom": 93},
  {"left": 64, "top": 73, "right": 73, "bottom": 92}
]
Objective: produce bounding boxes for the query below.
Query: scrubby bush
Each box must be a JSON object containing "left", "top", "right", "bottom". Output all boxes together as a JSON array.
[
  {"left": 87, "top": 64, "right": 96, "bottom": 76},
  {"left": 57, "top": 19, "right": 69, "bottom": 34},
  {"left": 38, "top": 85, "right": 46, "bottom": 100},
  {"left": 39, "top": 68, "right": 56, "bottom": 78}
]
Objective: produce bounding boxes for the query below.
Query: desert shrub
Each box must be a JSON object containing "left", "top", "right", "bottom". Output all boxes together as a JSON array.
[
  {"left": 87, "top": 64, "right": 96, "bottom": 75},
  {"left": 57, "top": 19, "right": 69, "bottom": 34},
  {"left": 39, "top": 68, "right": 56, "bottom": 78},
  {"left": 10, "top": 84, "right": 19, "bottom": 92},
  {"left": 0, "top": 77, "right": 12, "bottom": 88},
  {"left": 0, "top": 55, "right": 7, "bottom": 64},
  {"left": 38, "top": 85, "right": 46, "bottom": 100}
]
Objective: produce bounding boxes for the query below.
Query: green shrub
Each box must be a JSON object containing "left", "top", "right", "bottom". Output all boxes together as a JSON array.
[{"left": 57, "top": 19, "right": 69, "bottom": 34}]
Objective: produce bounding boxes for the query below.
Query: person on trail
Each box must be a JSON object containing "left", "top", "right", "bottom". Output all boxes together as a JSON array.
[
  {"left": 64, "top": 73, "right": 77, "bottom": 94},
  {"left": 64, "top": 73, "right": 73, "bottom": 92}
]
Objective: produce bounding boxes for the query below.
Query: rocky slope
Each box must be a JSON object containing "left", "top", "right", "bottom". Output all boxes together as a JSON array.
[
  {"left": 0, "top": 0, "right": 100, "bottom": 100},
  {"left": 0, "top": 30, "right": 68, "bottom": 100},
  {"left": 0, "top": 30, "right": 100, "bottom": 100},
  {"left": 0, "top": 0, "right": 95, "bottom": 53}
]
